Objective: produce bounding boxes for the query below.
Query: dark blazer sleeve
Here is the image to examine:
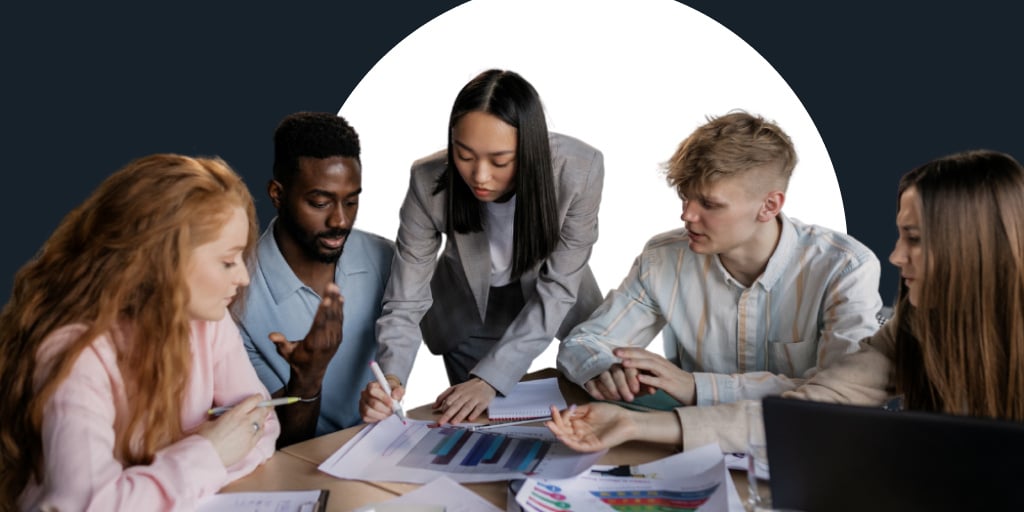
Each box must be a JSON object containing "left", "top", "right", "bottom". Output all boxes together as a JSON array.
[{"left": 471, "top": 135, "right": 604, "bottom": 394}]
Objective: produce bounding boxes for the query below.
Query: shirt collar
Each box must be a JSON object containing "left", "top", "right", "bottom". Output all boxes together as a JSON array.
[
  {"left": 257, "top": 217, "right": 369, "bottom": 305},
  {"left": 755, "top": 212, "right": 797, "bottom": 291},
  {"left": 710, "top": 212, "right": 797, "bottom": 291}
]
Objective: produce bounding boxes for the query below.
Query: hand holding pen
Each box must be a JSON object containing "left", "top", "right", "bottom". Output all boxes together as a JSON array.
[
  {"left": 360, "top": 361, "right": 406, "bottom": 424},
  {"left": 197, "top": 394, "right": 271, "bottom": 467}
]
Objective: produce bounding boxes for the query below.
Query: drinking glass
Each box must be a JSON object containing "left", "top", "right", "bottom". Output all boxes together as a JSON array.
[{"left": 746, "top": 400, "right": 771, "bottom": 511}]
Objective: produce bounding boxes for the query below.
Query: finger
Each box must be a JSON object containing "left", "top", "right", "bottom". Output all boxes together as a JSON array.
[
  {"left": 465, "top": 401, "right": 487, "bottom": 422},
  {"left": 623, "top": 366, "right": 641, "bottom": 394},
  {"left": 269, "top": 332, "right": 295, "bottom": 359},
  {"left": 610, "top": 367, "right": 634, "bottom": 401},
  {"left": 584, "top": 380, "right": 606, "bottom": 401},
  {"left": 437, "top": 395, "right": 466, "bottom": 424},
  {"left": 597, "top": 372, "right": 621, "bottom": 401},
  {"left": 434, "top": 387, "right": 455, "bottom": 409},
  {"left": 447, "top": 401, "right": 476, "bottom": 425}
]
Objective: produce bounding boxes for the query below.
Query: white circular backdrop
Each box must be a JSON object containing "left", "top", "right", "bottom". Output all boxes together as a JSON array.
[{"left": 340, "top": 0, "right": 845, "bottom": 408}]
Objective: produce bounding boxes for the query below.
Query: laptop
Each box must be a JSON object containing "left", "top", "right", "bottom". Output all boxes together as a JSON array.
[{"left": 762, "top": 395, "right": 1024, "bottom": 512}]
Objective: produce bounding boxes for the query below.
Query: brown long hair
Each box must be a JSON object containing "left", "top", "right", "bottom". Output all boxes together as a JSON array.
[
  {"left": 0, "top": 154, "right": 257, "bottom": 501},
  {"left": 892, "top": 149, "right": 1024, "bottom": 421}
]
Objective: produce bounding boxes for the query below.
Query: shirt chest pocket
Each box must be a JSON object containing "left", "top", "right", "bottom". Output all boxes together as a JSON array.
[{"left": 766, "top": 339, "right": 818, "bottom": 376}]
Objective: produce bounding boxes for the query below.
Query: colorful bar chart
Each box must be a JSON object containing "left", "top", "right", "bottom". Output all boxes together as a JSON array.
[{"left": 398, "top": 426, "right": 556, "bottom": 474}]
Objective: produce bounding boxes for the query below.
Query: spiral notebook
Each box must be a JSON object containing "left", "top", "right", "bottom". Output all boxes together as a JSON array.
[{"left": 488, "top": 377, "right": 567, "bottom": 421}]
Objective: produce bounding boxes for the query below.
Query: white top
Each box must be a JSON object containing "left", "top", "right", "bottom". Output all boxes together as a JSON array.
[{"left": 484, "top": 195, "right": 516, "bottom": 287}]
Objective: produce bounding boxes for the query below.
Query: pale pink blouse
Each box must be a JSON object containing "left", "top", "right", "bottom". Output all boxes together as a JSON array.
[{"left": 19, "top": 316, "right": 279, "bottom": 511}]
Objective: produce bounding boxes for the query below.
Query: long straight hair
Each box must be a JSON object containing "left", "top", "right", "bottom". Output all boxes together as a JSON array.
[
  {"left": 892, "top": 149, "right": 1024, "bottom": 421},
  {"left": 433, "top": 69, "right": 559, "bottom": 279},
  {"left": 0, "top": 155, "right": 258, "bottom": 501}
]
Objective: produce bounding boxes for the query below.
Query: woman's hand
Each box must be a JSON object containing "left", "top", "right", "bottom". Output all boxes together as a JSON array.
[
  {"left": 359, "top": 375, "right": 405, "bottom": 423},
  {"left": 545, "top": 403, "right": 639, "bottom": 452},
  {"left": 433, "top": 377, "right": 496, "bottom": 425},
  {"left": 197, "top": 394, "right": 270, "bottom": 467}
]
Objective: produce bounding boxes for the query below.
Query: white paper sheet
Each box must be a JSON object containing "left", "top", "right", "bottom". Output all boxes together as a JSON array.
[
  {"left": 353, "top": 475, "right": 502, "bottom": 512},
  {"left": 319, "top": 416, "right": 604, "bottom": 484},
  {"left": 198, "top": 489, "right": 325, "bottom": 512}
]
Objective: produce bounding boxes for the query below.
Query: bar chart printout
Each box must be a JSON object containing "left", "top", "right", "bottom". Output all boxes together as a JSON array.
[
  {"left": 399, "top": 425, "right": 551, "bottom": 474},
  {"left": 318, "top": 416, "right": 604, "bottom": 484}
]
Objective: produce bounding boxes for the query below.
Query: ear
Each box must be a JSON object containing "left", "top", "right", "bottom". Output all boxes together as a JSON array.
[
  {"left": 757, "top": 190, "right": 785, "bottom": 222},
  {"left": 267, "top": 179, "right": 283, "bottom": 210}
]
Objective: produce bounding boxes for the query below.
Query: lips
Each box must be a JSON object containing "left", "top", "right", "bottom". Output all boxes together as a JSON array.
[
  {"left": 319, "top": 236, "right": 346, "bottom": 249},
  {"left": 472, "top": 187, "right": 491, "bottom": 198}
]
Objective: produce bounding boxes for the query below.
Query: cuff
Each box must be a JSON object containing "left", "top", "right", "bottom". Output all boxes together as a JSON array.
[{"left": 692, "top": 372, "right": 738, "bottom": 405}]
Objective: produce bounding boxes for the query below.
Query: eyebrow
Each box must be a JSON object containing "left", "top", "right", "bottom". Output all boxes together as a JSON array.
[
  {"left": 453, "top": 140, "right": 515, "bottom": 157},
  {"left": 306, "top": 188, "right": 363, "bottom": 198}
]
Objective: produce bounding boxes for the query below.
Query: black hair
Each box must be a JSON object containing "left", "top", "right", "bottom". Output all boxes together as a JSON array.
[
  {"left": 273, "top": 112, "right": 360, "bottom": 185},
  {"left": 433, "top": 69, "right": 559, "bottom": 279}
]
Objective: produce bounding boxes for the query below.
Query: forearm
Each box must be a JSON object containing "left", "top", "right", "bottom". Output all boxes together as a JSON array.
[
  {"left": 692, "top": 371, "right": 804, "bottom": 405},
  {"left": 635, "top": 410, "right": 684, "bottom": 446},
  {"left": 274, "top": 371, "right": 323, "bottom": 447}
]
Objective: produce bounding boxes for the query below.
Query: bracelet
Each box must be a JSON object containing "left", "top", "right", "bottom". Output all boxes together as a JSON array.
[{"left": 298, "top": 390, "right": 321, "bottom": 403}]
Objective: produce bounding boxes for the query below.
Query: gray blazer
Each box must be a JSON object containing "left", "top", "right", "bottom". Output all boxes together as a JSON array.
[{"left": 375, "top": 133, "right": 605, "bottom": 395}]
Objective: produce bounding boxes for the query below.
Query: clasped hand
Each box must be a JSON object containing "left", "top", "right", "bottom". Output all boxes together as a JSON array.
[{"left": 583, "top": 347, "right": 696, "bottom": 405}]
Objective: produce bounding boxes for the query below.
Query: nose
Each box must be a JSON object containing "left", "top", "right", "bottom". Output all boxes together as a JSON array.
[
  {"left": 472, "top": 162, "right": 492, "bottom": 185},
  {"left": 327, "top": 203, "right": 351, "bottom": 229},
  {"left": 235, "top": 263, "right": 250, "bottom": 287},
  {"left": 888, "top": 240, "right": 906, "bottom": 268},
  {"left": 681, "top": 200, "right": 699, "bottom": 223}
]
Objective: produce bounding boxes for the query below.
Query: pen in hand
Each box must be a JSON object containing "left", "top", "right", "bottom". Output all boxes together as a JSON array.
[
  {"left": 208, "top": 396, "right": 300, "bottom": 417},
  {"left": 370, "top": 360, "right": 407, "bottom": 424}
]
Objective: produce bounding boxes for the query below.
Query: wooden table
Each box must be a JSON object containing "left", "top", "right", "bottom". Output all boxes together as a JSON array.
[{"left": 221, "top": 370, "right": 764, "bottom": 510}]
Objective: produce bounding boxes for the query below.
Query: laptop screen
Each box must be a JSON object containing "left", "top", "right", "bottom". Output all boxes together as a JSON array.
[{"left": 762, "top": 395, "right": 1024, "bottom": 512}]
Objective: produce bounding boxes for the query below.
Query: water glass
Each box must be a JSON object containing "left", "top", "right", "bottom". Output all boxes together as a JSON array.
[{"left": 746, "top": 400, "right": 771, "bottom": 510}]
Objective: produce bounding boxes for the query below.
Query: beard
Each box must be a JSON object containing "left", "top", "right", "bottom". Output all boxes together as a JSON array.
[{"left": 278, "top": 210, "right": 349, "bottom": 264}]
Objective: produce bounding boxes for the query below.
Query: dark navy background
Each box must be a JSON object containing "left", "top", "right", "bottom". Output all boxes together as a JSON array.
[{"left": 2, "top": 1, "right": 1021, "bottom": 306}]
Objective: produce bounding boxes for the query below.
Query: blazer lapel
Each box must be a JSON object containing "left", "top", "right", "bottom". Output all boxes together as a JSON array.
[{"left": 454, "top": 229, "right": 490, "bottom": 321}]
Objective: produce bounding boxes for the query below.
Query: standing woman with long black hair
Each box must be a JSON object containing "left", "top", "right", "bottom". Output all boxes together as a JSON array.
[{"left": 360, "top": 69, "right": 604, "bottom": 425}]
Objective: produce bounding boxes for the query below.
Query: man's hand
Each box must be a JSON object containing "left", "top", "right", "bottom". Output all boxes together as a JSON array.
[
  {"left": 615, "top": 347, "right": 697, "bottom": 405},
  {"left": 433, "top": 377, "right": 497, "bottom": 425},
  {"left": 582, "top": 363, "right": 649, "bottom": 402},
  {"left": 269, "top": 283, "right": 344, "bottom": 393}
]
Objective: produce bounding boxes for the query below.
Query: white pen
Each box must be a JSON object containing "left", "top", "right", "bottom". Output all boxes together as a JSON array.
[
  {"left": 471, "top": 404, "right": 577, "bottom": 431},
  {"left": 208, "top": 396, "right": 300, "bottom": 416},
  {"left": 370, "top": 360, "right": 407, "bottom": 424}
]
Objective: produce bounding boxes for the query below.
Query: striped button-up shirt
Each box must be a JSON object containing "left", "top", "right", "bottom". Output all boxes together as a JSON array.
[{"left": 557, "top": 213, "right": 883, "bottom": 405}]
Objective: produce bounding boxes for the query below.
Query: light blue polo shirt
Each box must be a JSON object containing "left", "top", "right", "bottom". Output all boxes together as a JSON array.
[{"left": 237, "top": 218, "right": 394, "bottom": 435}]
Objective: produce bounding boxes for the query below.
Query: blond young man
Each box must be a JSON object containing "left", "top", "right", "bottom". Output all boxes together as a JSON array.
[{"left": 557, "top": 111, "right": 882, "bottom": 407}]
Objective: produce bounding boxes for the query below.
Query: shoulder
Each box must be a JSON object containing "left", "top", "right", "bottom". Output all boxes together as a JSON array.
[
  {"left": 642, "top": 227, "right": 691, "bottom": 253},
  {"left": 410, "top": 149, "right": 448, "bottom": 180},
  {"left": 549, "top": 132, "right": 603, "bottom": 166},
  {"left": 34, "top": 324, "right": 118, "bottom": 391},
  {"left": 348, "top": 228, "right": 396, "bottom": 261},
  {"left": 786, "top": 216, "right": 878, "bottom": 268}
]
